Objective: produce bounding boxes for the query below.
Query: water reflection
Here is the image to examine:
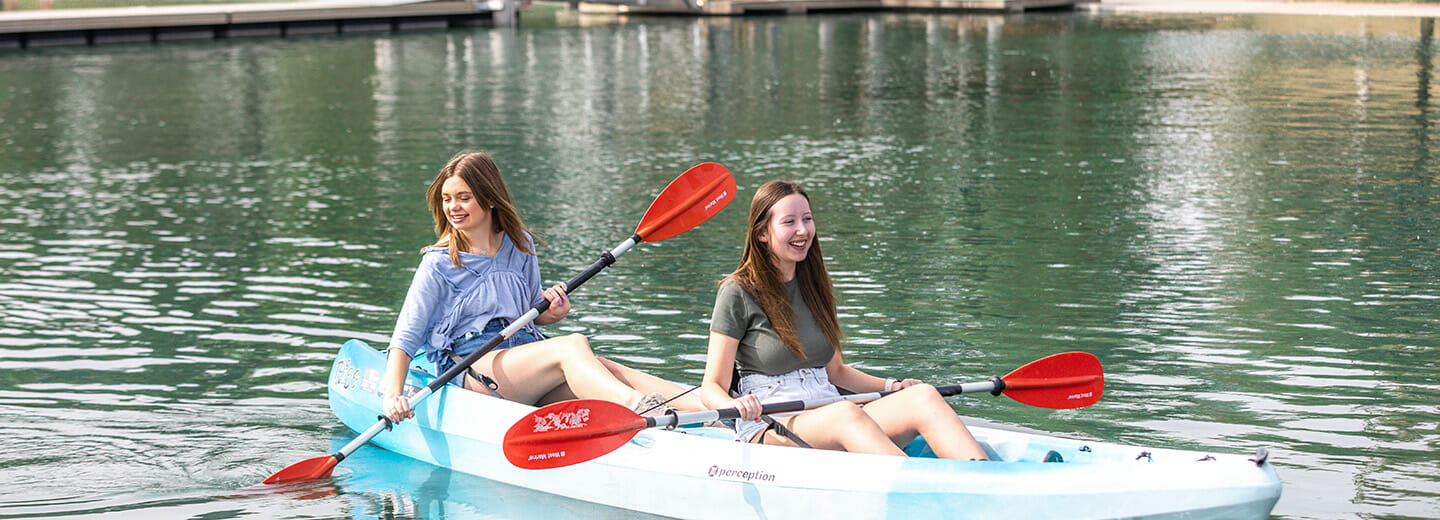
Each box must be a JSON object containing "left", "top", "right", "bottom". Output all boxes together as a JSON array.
[
  {"left": 1, "top": 11, "right": 1438, "bottom": 520},
  {"left": 328, "top": 432, "right": 664, "bottom": 519},
  {"left": 1415, "top": 18, "right": 1433, "bottom": 173}
]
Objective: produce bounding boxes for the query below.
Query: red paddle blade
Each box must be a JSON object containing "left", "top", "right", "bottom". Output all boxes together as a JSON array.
[
  {"left": 262, "top": 455, "right": 339, "bottom": 485},
  {"left": 504, "top": 399, "right": 647, "bottom": 470},
  {"left": 635, "top": 162, "right": 736, "bottom": 242},
  {"left": 1000, "top": 352, "right": 1105, "bottom": 409}
]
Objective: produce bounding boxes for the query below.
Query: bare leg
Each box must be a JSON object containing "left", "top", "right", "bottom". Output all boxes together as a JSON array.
[
  {"left": 470, "top": 333, "right": 644, "bottom": 407},
  {"left": 858, "top": 384, "right": 988, "bottom": 460},
  {"left": 533, "top": 358, "right": 704, "bottom": 411},
  {"left": 597, "top": 358, "right": 705, "bottom": 411},
  {"left": 535, "top": 383, "right": 577, "bottom": 406},
  {"left": 758, "top": 402, "right": 905, "bottom": 456}
]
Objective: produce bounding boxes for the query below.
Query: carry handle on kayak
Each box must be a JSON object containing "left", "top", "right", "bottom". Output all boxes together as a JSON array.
[
  {"left": 260, "top": 162, "right": 736, "bottom": 486},
  {"left": 503, "top": 352, "right": 1104, "bottom": 470}
]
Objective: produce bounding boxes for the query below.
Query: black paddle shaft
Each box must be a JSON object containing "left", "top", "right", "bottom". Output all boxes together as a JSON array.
[
  {"left": 726, "top": 382, "right": 983, "bottom": 419},
  {"left": 643, "top": 381, "right": 996, "bottom": 429}
]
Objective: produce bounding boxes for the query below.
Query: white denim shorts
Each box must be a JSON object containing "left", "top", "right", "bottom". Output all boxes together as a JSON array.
[{"left": 733, "top": 367, "right": 840, "bottom": 443}]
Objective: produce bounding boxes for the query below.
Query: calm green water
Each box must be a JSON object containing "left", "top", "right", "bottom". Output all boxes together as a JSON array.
[{"left": 1, "top": 10, "right": 1438, "bottom": 520}]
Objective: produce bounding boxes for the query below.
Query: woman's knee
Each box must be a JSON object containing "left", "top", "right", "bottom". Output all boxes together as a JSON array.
[
  {"left": 819, "top": 401, "right": 870, "bottom": 423},
  {"left": 901, "top": 383, "right": 949, "bottom": 407},
  {"left": 555, "top": 333, "right": 595, "bottom": 356},
  {"left": 809, "top": 402, "right": 899, "bottom": 452}
]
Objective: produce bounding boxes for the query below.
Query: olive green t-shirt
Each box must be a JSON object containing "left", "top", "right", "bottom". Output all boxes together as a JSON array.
[{"left": 710, "top": 279, "right": 835, "bottom": 377}]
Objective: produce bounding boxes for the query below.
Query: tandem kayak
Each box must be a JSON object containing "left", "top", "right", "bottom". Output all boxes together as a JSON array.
[{"left": 327, "top": 339, "right": 1283, "bottom": 519}]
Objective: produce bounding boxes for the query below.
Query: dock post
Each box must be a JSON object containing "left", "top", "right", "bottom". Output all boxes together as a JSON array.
[{"left": 492, "top": 0, "right": 518, "bottom": 26}]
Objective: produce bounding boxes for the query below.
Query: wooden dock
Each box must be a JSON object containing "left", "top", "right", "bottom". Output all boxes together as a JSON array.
[
  {"left": 0, "top": 0, "right": 516, "bottom": 49},
  {"left": 577, "top": 0, "right": 1073, "bottom": 16},
  {"left": 0, "top": 0, "right": 1073, "bottom": 49}
]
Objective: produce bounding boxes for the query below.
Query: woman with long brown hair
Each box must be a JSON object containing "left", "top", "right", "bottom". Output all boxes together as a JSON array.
[
  {"left": 698, "top": 180, "right": 988, "bottom": 460},
  {"left": 380, "top": 151, "right": 696, "bottom": 423}
]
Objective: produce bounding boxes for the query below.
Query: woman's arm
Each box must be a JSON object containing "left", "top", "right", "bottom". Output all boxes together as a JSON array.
[
  {"left": 390, "top": 254, "right": 446, "bottom": 355},
  {"left": 381, "top": 348, "right": 415, "bottom": 422},
  {"left": 701, "top": 331, "right": 761, "bottom": 420},
  {"left": 824, "top": 350, "right": 895, "bottom": 393},
  {"left": 382, "top": 254, "right": 446, "bottom": 423}
]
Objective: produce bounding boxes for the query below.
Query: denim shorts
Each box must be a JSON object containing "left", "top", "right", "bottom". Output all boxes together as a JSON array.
[
  {"left": 439, "top": 318, "right": 544, "bottom": 388},
  {"left": 733, "top": 367, "right": 840, "bottom": 442}
]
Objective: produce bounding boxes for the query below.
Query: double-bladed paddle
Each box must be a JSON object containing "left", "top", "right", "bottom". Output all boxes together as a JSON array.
[
  {"left": 503, "top": 351, "right": 1103, "bottom": 470},
  {"left": 261, "top": 162, "right": 736, "bottom": 485}
]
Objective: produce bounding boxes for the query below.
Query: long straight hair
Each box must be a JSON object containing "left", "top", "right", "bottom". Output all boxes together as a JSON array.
[
  {"left": 723, "top": 180, "right": 843, "bottom": 358},
  {"left": 425, "top": 152, "right": 534, "bottom": 267}
]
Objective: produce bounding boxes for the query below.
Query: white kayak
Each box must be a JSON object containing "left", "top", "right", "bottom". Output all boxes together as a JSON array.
[{"left": 327, "top": 339, "right": 1283, "bottom": 520}]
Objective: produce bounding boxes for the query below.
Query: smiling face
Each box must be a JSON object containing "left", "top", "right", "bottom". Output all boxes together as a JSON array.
[
  {"left": 759, "top": 193, "right": 815, "bottom": 282},
  {"left": 441, "top": 174, "right": 491, "bottom": 241}
]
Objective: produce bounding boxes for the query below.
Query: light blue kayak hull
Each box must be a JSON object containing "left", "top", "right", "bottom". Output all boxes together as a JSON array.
[{"left": 328, "top": 340, "right": 1282, "bottom": 519}]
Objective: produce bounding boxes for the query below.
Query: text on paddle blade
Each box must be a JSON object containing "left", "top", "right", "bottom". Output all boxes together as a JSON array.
[{"left": 532, "top": 408, "right": 591, "bottom": 433}]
